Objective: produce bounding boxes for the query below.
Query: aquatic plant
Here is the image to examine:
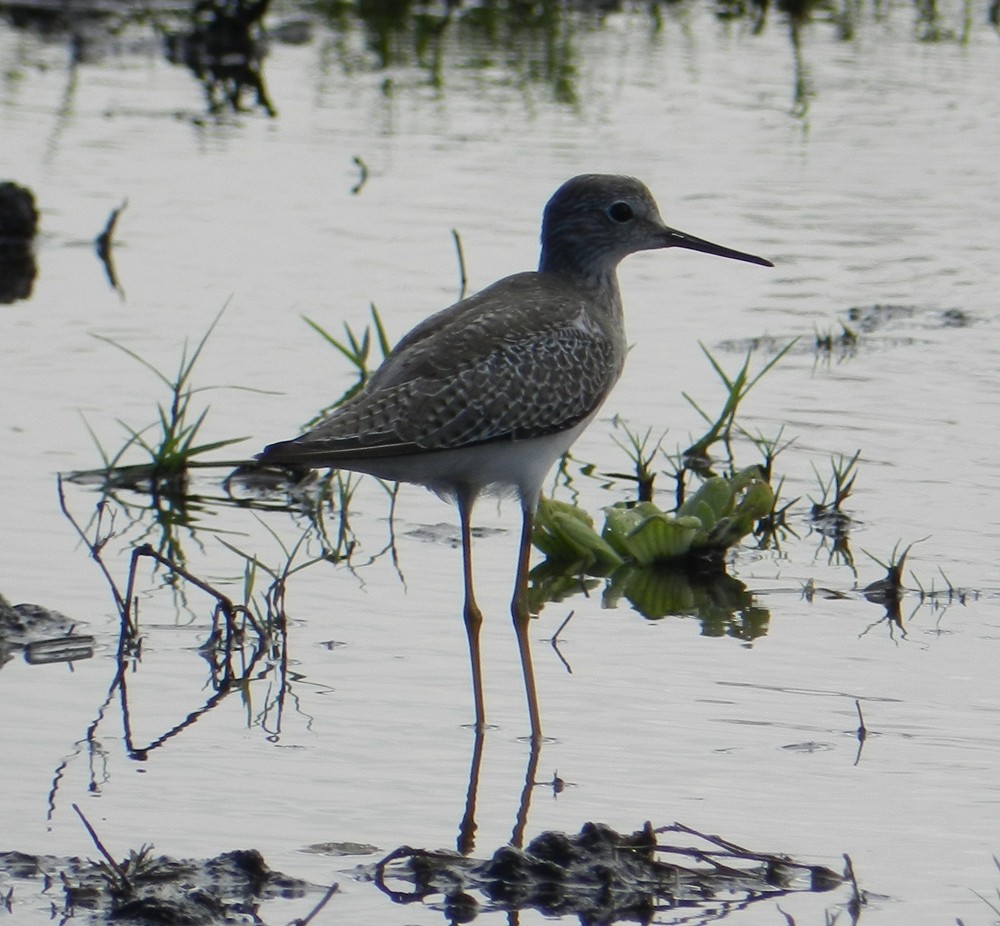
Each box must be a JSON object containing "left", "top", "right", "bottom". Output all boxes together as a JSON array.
[
  {"left": 682, "top": 339, "right": 795, "bottom": 464},
  {"left": 861, "top": 538, "right": 925, "bottom": 605},
  {"left": 533, "top": 465, "right": 773, "bottom": 574},
  {"left": 80, "top": 309, "right": 247, "bottom": 490},
  {"left": 604, "top": 421, "right": 665, "bottom": 502},
  {"left": 533, "top": 344, "right": 792, "bottom": 575},
  {"left": 810, "top": 449, "right": 860, "bottom": 520},
  {"left": 814, "top": 319, "right": 859, "bottom": 356}
]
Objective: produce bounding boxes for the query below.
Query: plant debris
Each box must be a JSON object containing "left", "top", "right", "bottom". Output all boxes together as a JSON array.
[
  {"left": 371, "top": 821, "right": 843, "bottom": 923},
  {"left": 0, "top": 847, "right": 317, "bottom": 924}
]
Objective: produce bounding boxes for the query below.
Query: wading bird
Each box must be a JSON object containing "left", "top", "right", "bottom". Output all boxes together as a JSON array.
[{"left": 258, "top": 174, "right": 773, "bottom": 740}]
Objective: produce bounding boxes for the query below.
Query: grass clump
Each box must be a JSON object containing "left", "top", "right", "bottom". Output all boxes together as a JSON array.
[{"left": 77, "top": 309, "right": 247, "bottom": 491}]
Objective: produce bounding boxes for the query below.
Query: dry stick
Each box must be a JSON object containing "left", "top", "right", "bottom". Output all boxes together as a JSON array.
[
  {"left": 855, "top": 699, "right": 867, "bottom": 741},
  {"left": 655, "top": 823, "right": 828, "bottom": 879},
  {"left": 289, "top": 881, "right": 339, "bottom": 926},
  {"left": 373, "top": 845, "right": 442, "bottom": 903},
  {"left": 71, "top": 803, "right": 130, "bottom": 891},
  {"left": 852, "top": 699, "right": 869, "bottom": 767},
  {"left": 95, "top": 199, "right": 128, "bottom": 262},
  {"left": 350, "top": 155, "right": 368, "bottom": 195},
  {"left": 549, "top": 610, "right": 575, "bottom": 675},
  {"left": 131, "top": 543, "right": 264, "bottom": 637},
  {"left": 95, "top": 200, "right": 128, "bottom": 295},
  {"left": 551, "top": 610, "right": 575, "bottom": 645},
  {"left": 843, "top": 853, "right": 865, "bottom": 916},
  {"left": 452, "top": 228, "right": 468, "bottom": 300}
]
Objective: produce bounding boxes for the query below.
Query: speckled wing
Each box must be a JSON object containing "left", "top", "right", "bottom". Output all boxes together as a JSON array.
[{"left": 259, "top": 272, "right": 625, "bottom": 464}]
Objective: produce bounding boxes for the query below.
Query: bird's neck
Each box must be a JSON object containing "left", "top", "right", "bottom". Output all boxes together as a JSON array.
[{"left": 538, "top": 244, "right": 623, "bottom": 312}]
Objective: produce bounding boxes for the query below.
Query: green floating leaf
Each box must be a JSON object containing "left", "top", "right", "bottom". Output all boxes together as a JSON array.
[
  {"left": 533, "top": 498, "right": 624, "bottom": 573},
  {"left": 603, "top": 503, "right": 702, "bottom": 566},
  {"left": 535, "top": 466, "right": 773, "bottom": 569},
  {"left": 706, "top": 477, "right": 774, "bottom": 549},
  {"left": 678, "top": 475, "right": 734, "bottom": 526}
]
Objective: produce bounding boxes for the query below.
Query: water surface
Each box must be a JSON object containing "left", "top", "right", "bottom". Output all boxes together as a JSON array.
[{"left": 2, "top": 0, "right": 999, "bottom": 921}]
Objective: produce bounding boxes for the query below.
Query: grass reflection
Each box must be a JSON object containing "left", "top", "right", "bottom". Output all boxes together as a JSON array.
[{"left": 2, "top": 0, "right": 990, "bottom": 121}]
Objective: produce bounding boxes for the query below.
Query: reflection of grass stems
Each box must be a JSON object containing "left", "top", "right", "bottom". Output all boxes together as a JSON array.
[
  {"left": 89, "top": 308, "right": 246, "bottom": 482},
  {"left": 330, "top": 471, "right": 361, "bottom": 560},
  {"left": 219, "top": 518, "right": 323, "bottom": 621},
  {"left": 58, "top": 475, "right": 130, "bottom": 618},
  {"left": 683, "top": 340, "right": 796, "bottom": 462},
  {"left": 350, "top": 155, "right": 368, "bottom": 195}
]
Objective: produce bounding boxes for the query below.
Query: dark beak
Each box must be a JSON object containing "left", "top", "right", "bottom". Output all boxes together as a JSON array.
[{"left": 664, "top": 227, "right": 773, "bottom": 268}]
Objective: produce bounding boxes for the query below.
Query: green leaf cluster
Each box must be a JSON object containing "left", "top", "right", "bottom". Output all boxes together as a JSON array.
[{"left": 533, "top": 466, "right": 773, "bottom": 571}]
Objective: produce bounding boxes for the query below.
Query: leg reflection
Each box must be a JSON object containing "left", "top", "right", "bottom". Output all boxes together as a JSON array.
[{"left": 456, "top": 727, "right": 485, "bottom": 855}]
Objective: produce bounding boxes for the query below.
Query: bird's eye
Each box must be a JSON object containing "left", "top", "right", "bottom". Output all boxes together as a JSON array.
[{"left": 607, "top": 201, "right": 634, "bottom": 223}]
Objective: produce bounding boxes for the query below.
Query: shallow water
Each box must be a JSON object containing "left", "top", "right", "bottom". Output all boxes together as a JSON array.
[{"left": 2, "top": 0, "right": 1000, "bottom": 921}]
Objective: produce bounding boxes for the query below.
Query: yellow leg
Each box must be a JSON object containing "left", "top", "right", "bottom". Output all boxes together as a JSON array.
[
  {"left": 511, "top": 502, "right": 542, "bottom": 742},
  {"left": 458, "top": 493, "right": 486, "bottom": 733}
]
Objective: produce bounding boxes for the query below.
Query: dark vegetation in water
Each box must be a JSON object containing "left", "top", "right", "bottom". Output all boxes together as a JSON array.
[
  {"left": 0, "top": 818, "right": 854, "bottom": 923},
  {"left": 372, "top": 821, "right": 848, "bottom": 922},
  {"left": 0, "top": 842, "right": 320, "bottom": 925},
  {"left": 0, "top": 0, "right": 994, "bottom": 127}
]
